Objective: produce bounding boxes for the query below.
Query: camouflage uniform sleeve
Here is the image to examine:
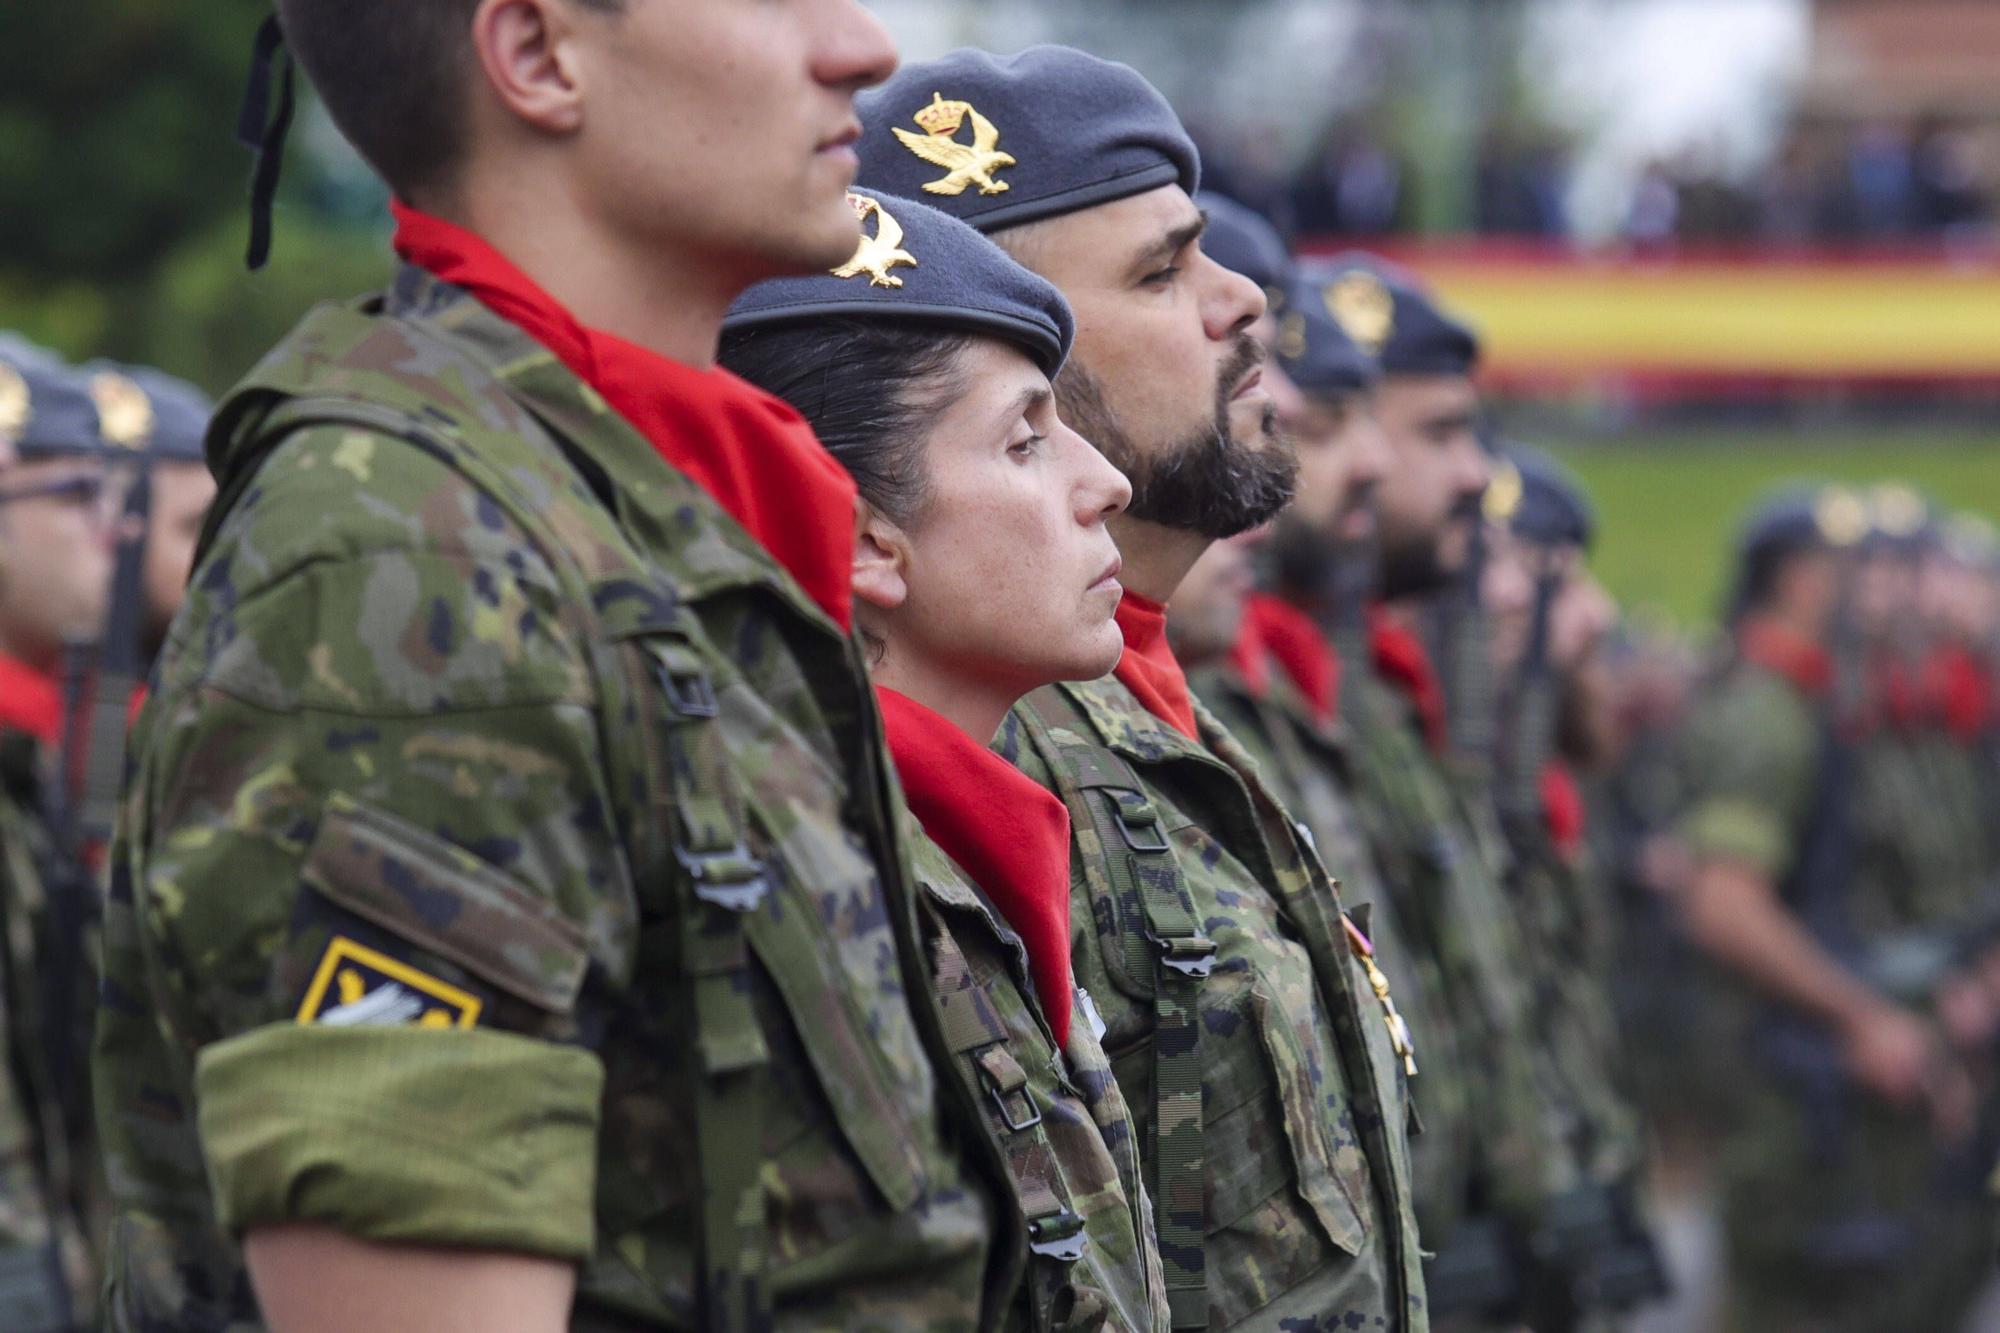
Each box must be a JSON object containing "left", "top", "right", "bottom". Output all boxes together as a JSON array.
[
  {"left": 124, "top": 424, "right": 619, "bottom": 1260},
  {"left": 1676, "top": 673, "right": 1817, "bottom": 878}
]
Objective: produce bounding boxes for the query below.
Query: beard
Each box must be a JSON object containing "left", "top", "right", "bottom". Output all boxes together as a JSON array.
[
  {"left": 1056, "top": 338, "right": 1296, "bottom": 540},
  {"left": 1379, "top": 490, "right": 1484, "bottom": 599},
  {"left": 1271, "top": 482, "right": 1380, "bottom": 612}
]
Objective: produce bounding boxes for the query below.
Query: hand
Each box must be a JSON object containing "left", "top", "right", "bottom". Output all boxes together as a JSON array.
[
  {"left": 1934, "top": 970, "right": 2000, "bottom": 1057},
  {"left": 1839, "top": 1004, "right": 1935, "bottom": 1109}
]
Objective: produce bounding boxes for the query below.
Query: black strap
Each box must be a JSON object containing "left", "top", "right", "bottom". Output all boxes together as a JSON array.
[{"left": 236, "top": 14, "right": 296, "bottom": 271}]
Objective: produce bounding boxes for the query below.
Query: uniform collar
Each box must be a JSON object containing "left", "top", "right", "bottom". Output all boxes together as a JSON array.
[
  {"left": 0, "top": 654, "right": 61, "bottom": 747},
  {"left": 1113, "top": 592, "right": 1199, "bottom": 738}
]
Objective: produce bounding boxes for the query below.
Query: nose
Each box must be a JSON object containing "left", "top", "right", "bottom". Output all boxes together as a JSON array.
[
  {"left": 1199, "top": 250, "right": 1266, "bottom": 342},
  {"left": 1261, "top": 351, "right": 1308, "bottom": 429},
  {"left": 1349, "top": 402, "right": 1392, "bottom": 487},
  {"left": 1065, "top": 421, "right": 1131, "bottom": 521},
  {"left": 815, "top": 0, "right": 899, "bottom": 92},
  {"left": 1456, "top": 436, "right": 1492, "bottom": 500}
]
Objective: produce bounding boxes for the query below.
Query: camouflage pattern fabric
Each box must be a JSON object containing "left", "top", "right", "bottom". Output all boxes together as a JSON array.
[
  {"left": 997, "top": 676, "right": 1426, "bottom": 1333},
  {"left": 1678, "top": 657, "right": 1994, "bottom": 1333},
  {"left": 0, "top": 733, "right": 98, "bottom": 1332},
  {"left": 1337, "top": 666, "right": 1582, "bottom": 1233},
  {"left": 92, "top": 267, "right": 1007, "bottom": 1330},
  {"left": 1188, "top": 662, "right": 1474, "bottom": 1244},
  {"left": 910, "top": 833, "right": 1169, "bottom": 1333}
]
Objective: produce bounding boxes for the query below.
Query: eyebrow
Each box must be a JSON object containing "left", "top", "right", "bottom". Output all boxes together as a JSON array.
[
  {"left": 1002, "top": 384, "right": 1053, "bottom": 423},
  {"left": 1127, "top": 212, "right": 1208, "bottom": 280}
]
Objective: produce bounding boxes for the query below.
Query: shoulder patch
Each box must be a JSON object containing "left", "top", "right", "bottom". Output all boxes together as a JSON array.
[{"left": 297, "top": 935, "right": 483, "bottom": 1029}]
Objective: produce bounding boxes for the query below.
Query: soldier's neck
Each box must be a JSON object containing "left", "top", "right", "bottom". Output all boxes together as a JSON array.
[
  {"left": 1107, "top": 515, "right": 1211, "bottom": 606},
  {"left": 870, "top": 654, "right": 1016, "bottom": 748},
  {"left": 427, "top": 180, "right": 746, "bottom": 371}
]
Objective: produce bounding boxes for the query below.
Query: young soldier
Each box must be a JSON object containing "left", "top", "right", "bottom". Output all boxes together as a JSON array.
[
  {"left": 91, "top": 4, "right": 1032, "bottom": 1330},
  {"left": 0, "top": 339, "right": 118, "bottom": 1333},
  {"left": 1679, "top": 489, "right": 1991, "bottom": 1333},
  {"left": 858, "top": 49, "right": 1426, "bottom": 1333}
]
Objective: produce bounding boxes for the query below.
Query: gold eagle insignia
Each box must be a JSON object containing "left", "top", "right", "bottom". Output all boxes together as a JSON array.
[
  {"left": 0, "top": 362, "right": 28, "bottom": 450},
  {"left": 892, "top": 92, "right": 1016, "bottom": 198},
  {"left": 89, "top": 371, "right": 154, "bottom": 450},
  {"left": 1277, "top": 310, "right": 1308, "bottom": 362},
  {"left": 1813, "top": 487, "right": 1869, "bottom": 548},
  {"left": 1483, "top": 458, "right": 1523, "bottom": 525},
  {"left": 1325, "top": 271, "right": 1395, "bottom": 355},
  {"left": 1868, "top": 483, "right": 1926, "bottom": 539},
  {"left": 831, "top": 194, "right": 918, "bottom": 289}
]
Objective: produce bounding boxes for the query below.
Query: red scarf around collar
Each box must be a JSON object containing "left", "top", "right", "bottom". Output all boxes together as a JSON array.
[
  {"left": 1735, "top": 616, "right": 1833, "bottom": 699},
  {"left": 1115, "top": 593, "right": 1200, "bottom": 739},
  {"left": 0, "top": 655, "right": 60, "bottom": 746},
  {"left": 1238, "top": 594, "right": 1341, "bottom": 726},
  {"left": 1368, "top": 607, "right": 1447, "bottom": 754},
  {"left": 1541, "top": 760, "right": 1586, "bottom": 860},
  {"left": 1925, "top": 643, "right": 1993, "bottom": 741},
  {"left": 878, "top": 688, "right": 1074, "bottom": 1044},
  {"left": 390, "top": 202, "right": 858, "bottom": 627}
]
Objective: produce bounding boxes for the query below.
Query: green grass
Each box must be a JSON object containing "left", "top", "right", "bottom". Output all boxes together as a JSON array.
[{"left": 1544, "top": 429, "right": 2000, "bottom": 629}]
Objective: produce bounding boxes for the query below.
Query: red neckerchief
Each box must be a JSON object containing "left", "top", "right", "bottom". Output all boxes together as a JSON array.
[
  {"left": 0, "top": 654, "right": 60, "bottom": 746},
  {"left": 390, "top": 202, "right": 858, "bottom": 627},
  {"left": 1872, "top": 653, "right": 1924, "bottom": 733},
  {"left": 1541, "top": 760, "right": 1586, "bottom": 860},
  {"left": 878, "top": 688, "right": 1074, "bottom": 1044},
  {"left": 1115, "top": 593, "right": 1199, "bottom": 739},
  {"left": 1243, "top": 594, "right": 1340, "bottom": 726},
  {"left": 1925, "top": 643, "right": 1992, "bottom": 741},
  {"left": 1368, "top": 606, "right": 1447, "bottom": 753},
  {"left": 1735, "top": 616, "right": 1833, "bottom": 699}
]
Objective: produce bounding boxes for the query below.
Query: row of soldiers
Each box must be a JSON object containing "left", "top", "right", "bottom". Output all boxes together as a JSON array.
[
  {"left": 4, "top": 7, "right": 1998, "bottom": 1331},
  {"left": 0, "top": 338, "right": 215, "bottom": 1328}
]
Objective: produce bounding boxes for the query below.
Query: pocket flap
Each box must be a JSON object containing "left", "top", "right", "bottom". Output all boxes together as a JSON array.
[{"left": 302, "top": 794, "right": 590, "bottom": 1013}]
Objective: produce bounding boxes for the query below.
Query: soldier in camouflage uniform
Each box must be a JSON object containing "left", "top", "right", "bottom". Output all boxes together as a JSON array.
[
  {"left": 91, "top": 5, "right": 1047, "bottom": 1329},
  {"left": 858, "top": 49, "right": 1425, "bottom": 1333},
  {"left": 0, "top": 338, "right": 124, "bottom": 1332},
  {"left": 721, "top": 188, "right": 1168, "bottom": 1332},
  {"left": 1299, "top": 255, "right": 1588, "bottom": 1326},
  {"left": 1675, "top": 488, "right": 1991, "bottom": 1333}
]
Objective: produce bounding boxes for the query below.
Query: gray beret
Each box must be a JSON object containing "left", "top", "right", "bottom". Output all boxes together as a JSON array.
[
  {"left": 1197, "top": 192, "right": 1290, "bottom": 297},
  {"left": 855, "top": 46, "right": 1199, "bottom": 233},
  {"left": 0, "top": 337, "right": 107, "bottom": 465},
  {"left": 724, "top": 189, "right": 1073, "bottom": 375},
  {"left": 1274, "top": 269, "right": 1378, "bottom": 398},
  {"left": 1314, "top": 251, "right": 1480, "bottom": 378},
  {"left": 85, "top": 362, "right": 212, "bottom": 464}
]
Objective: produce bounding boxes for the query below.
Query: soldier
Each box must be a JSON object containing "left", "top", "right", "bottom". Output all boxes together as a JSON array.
[
  {"left": 89, "top": 2, "right": 1050, "bottom": 1329},
  {"left": 1303, "top": 255, "right": 1585, "bottom": 1325},
  {"left": 1675, "top": 488, "right": 1991, "bottom": 1333},
  {"left": 858, "top": 49, "right": 1426, "bottom": 1332},
  {"left": 721, "top": 187, "right": 1167, "bottom": 1331},
  {"left": 0, "top": 339, "right": 118, "bottom": 1332}
]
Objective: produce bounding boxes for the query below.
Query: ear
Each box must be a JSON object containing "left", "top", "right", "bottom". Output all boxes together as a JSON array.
[
  {"left": 469, "top": 0, "right": 587, "bottom": 136},
  {"left": 852, "top": 508, "right": 911, "bottom": 614}
]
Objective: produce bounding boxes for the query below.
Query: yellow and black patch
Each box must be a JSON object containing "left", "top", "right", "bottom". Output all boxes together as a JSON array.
[{"left": 296, "top": 935, "right": 482, "bottom": 1030}]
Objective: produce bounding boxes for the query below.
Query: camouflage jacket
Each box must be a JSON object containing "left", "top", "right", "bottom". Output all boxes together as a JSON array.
[
  {"left": 92, "top": 269, "right": 1008, "bottom": 1330},
  {"left": 909, "top": 833, "right": 1169, "bottom": 1333},
  {"left": 1187, "top": 663, "right": 1473, "bottom": 1242},
  {"left": 1339, "top": 666, "right": 1581, "bottom": 1223},
  {"left": 998, "top": 676, "right": 1426, "bottom": 1333},
  {"left": 0, "top": 732, "right": 97, "bottom": 1331}
]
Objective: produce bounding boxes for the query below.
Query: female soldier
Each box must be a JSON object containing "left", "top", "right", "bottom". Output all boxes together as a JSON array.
[{"left": 722, "top": 189, "right": 1163, "bottom": 1333}]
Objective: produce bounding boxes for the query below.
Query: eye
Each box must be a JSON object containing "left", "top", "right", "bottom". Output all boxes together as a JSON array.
[
  {"left": 1140, "top": 264, "right": 1181, "bottom": 289},
  {"left": 1008, "top": 431, "right": 1046, "bottom": 459}
]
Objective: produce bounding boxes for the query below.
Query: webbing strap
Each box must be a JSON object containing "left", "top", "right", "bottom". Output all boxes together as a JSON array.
[
  {"left": 931, "top": 928, "right": 1087, "bottom": 1266},
  {"left": 1016, "top": 697, "right": 1211, "bottom": 1329},
  {"left": 650, "top": 641, "right": 773, "bottom": 1331}
]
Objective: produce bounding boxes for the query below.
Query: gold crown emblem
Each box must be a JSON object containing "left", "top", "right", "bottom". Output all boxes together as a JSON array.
[
  {"left": 1277, "top": 310, "right": 1308, "bottom": 362},
  {"left": 1868, "top": 483, "right": 1927, "bottom": 539},
  {"left": 831, "top": 194, "right": 918, "bottom": 289},
  {"left": 1483, "top": 458, "right": 1523, "bottom": 525},
  {"left": 1813, "top": 487, "right": 1870, "bottom": 548},
  {"left": 912, "top": 92, "right": 968, "bottom": 138},
  {"left": 1325, "top": 271, "right": 1395, "bottom": 355},
  {"left": 0, "top": 363, "right": 28, "bottom": 450},
  {"left": 893, "top": 93, "right": 1016, "bottom": 198},
  {"left": 90, "top": 371, "right": 154, "bottom": 450}
]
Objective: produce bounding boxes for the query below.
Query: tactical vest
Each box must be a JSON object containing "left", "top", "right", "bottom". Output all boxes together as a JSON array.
[
  {"left": 97, "top": 278, "right": 1009, "bottom": 1330},
  {"left": 1002, "top": 678, "right": 1423, "bottom": 1332},
  {"left": 910, "top": 834, "right": 1169, "bottom": 1333}
]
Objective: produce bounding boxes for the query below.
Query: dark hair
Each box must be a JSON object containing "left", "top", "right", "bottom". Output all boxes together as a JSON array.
[
  {"left": 719, "top": 318, "right": 971, "bottom": 526},
  {"left": 275, "top": 0, "right": 624, "bottom": 197}
]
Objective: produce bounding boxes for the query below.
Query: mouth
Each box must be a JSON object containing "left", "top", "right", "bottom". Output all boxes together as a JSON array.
[
  {"left": 817, "top": 123, "right": 862, "bottom": 157},
  {"left": 1091, "top": 555, "right": 1124, "bottom": 592},
  {"left": 1230, "top": 367, "right": 1266, "bottom": 402}
]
